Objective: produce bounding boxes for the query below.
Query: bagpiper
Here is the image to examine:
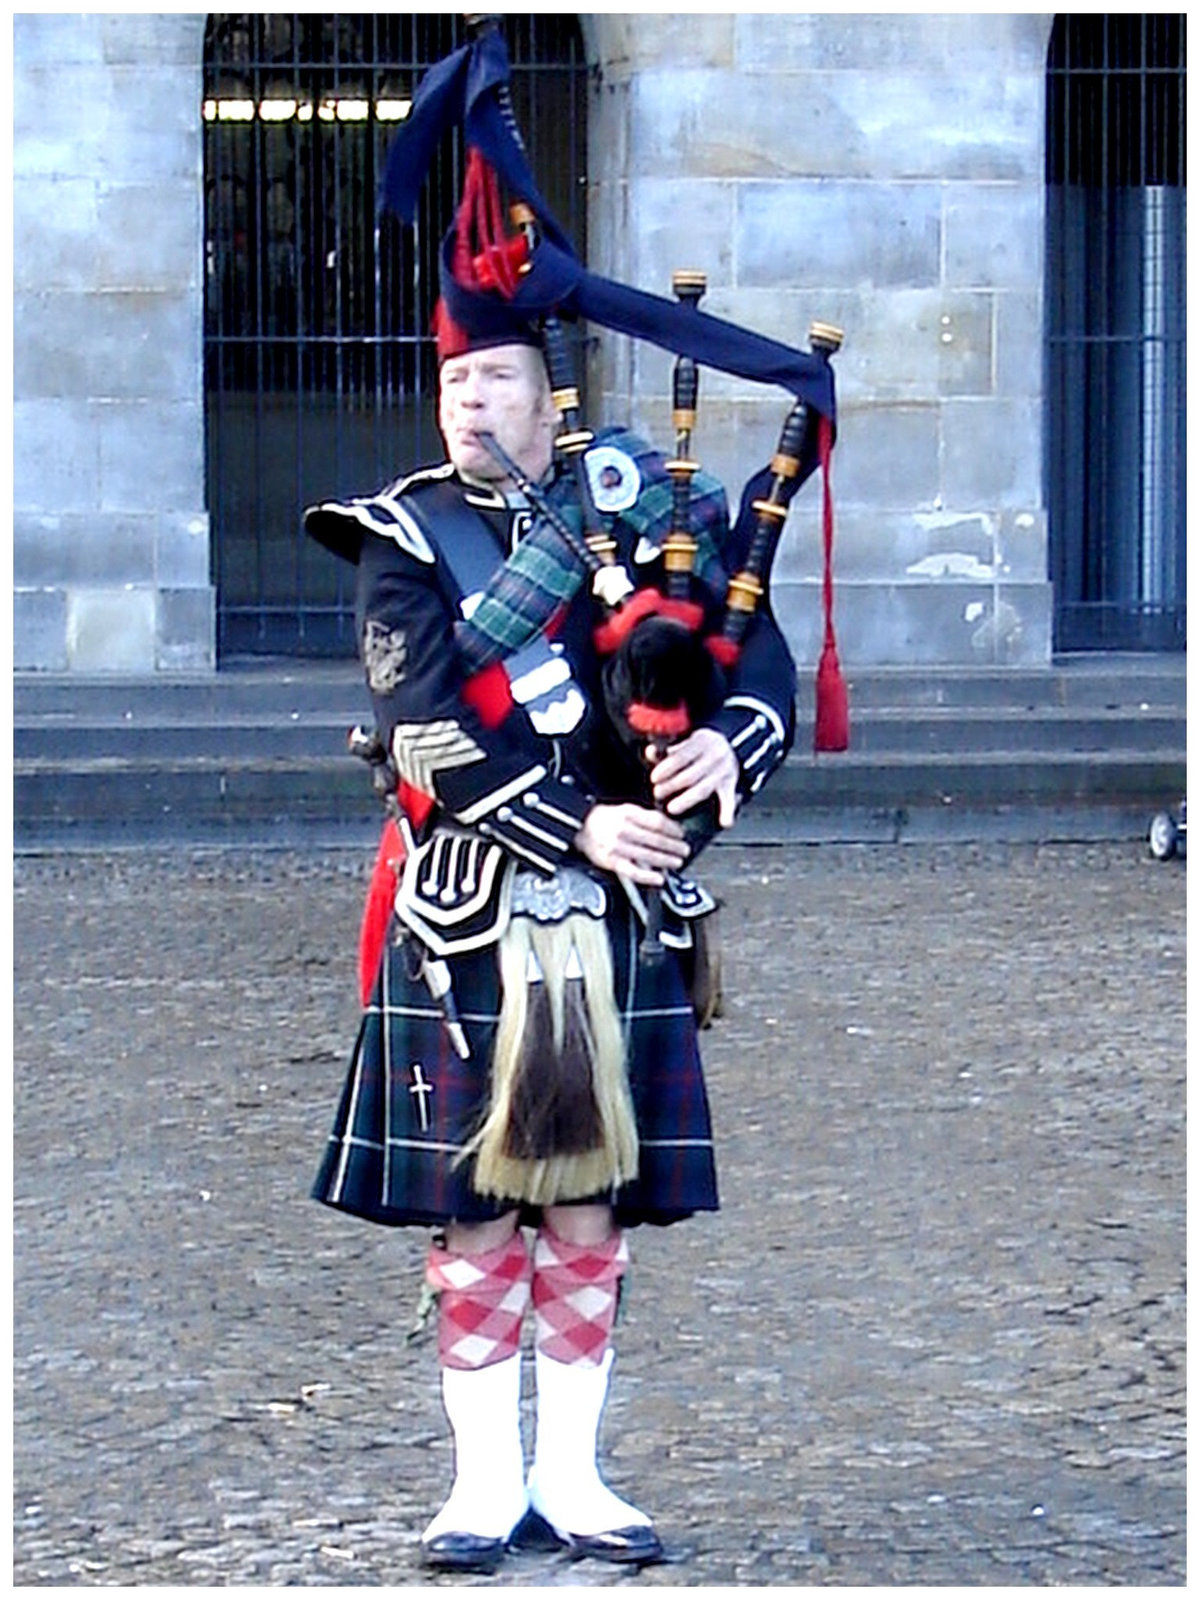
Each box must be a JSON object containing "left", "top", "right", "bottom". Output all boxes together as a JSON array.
[{"left": 306, "top": 16, "right": 841, "bottom": 1572}]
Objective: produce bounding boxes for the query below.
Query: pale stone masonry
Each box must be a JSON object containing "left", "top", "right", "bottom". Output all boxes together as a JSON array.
[
  {"left": 583, "top": 13, "right": 1055, "bottom": 667},
  {"left": 13, "top": 13, "right": 212, "bottom": 671},
  {"left": 13, "top": 13, "right": 1054, "bottom": 673}
]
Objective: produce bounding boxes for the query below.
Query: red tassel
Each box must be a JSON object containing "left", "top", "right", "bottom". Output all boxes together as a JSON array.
[
  {"left": 358, "top": 818, "right": 406, "bottom": 1007},
  {"left": 813, "top": 414, "right": 849, "bottom": 752},
  {"left": 814, "top": 638, "right": 850, "bottom": 753}
]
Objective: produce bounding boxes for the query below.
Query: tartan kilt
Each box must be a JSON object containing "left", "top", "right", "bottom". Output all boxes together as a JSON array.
[{"left": 311, "top": 892, "right": 718, "bottom": 1230}]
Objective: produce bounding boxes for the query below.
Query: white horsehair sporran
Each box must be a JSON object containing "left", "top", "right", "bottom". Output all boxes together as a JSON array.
[{"left": 459, "top": 867, "right": 638, "bottom": 1205}]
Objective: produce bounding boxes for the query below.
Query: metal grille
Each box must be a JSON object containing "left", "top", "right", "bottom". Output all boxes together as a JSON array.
[
  {"left": 202, "top": 15, "right": 587, "bottom": 657},
  {"left": 1045, "top": 15, "right": 1186, "bottom": 652}
]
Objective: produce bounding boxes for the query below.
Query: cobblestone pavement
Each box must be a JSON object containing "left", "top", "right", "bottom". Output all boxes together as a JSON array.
[{"left": 13, "top": 840, "right": 1186, "bottom": 1587}]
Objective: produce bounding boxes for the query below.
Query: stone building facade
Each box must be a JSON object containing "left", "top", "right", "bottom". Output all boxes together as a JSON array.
[
  {"left": 14, "top": 13, "right": 1059, "bottom": 674},
  {"left": 14, "top": 14, "right": 212, "bottom": 672}
]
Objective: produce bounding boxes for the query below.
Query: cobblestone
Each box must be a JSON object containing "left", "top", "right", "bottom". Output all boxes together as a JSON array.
[{"left": 13, "top": 840, "right": 1186, "bottom": 1585}]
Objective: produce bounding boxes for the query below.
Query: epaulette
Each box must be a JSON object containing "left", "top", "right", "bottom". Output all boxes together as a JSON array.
[
  {"left": 386, "top": 462, "right": 510, "bottom": 516},
  {"left": 387, "top": 461, "right": 456, "bottom": 497},
  {"left": 305, "top": 463, "right": 458, "bottom": 566}
]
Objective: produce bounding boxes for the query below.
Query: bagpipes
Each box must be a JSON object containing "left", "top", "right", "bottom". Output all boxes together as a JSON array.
[
  {"left": 464, "top": 300, "right": 842, "bottom": 958},
  {"left": 350, "top": 12, "right": 846, "bottom": 978},
  {"left": 350, "top": 292, "right": 842, "bottom": 973}
]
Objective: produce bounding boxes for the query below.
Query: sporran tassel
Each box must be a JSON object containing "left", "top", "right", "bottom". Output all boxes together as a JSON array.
[
  {"left": 505, "top": 965, "right": 600, "bottom": 1158},
  {"left": 461, "top": 915, "right": 638, "bottom": 1205}
]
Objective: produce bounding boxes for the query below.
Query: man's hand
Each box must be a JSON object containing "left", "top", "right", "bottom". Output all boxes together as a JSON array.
[
  {"left": 574, "top": 803, "right": 690, "bottom": 886},
  {"left": 647, "top": 728, "right": 740, "bottom": 829}
]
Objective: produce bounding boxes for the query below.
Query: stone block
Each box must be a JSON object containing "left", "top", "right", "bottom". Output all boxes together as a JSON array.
[
  {"left": 629, "top": 68, "right": 851, "bottom": 181},
  {"left": 831, "top": 404, "right": 940, "bottom": 512},
  {"left": 13, "top": 587, "right": 69, "bottom": 671},
  {"left": 588, "top": 15, "right": 734, "bottom": 74},
  {"left": 935, "top": 295, "right": 995, "bottom": 398},
  {"left": 738, "top": 182, "right": 942, "bottom": 291},
  {"left": 586, "top": 79, "right": 631, "bottom": 222},
  {"left": 816, "top": 71, "right": 1041, "bottom": 183},
  {"left": 14, "top": 66, "right": 112, "bottom": 180},
  {"left": 12, "top": 177, "right": 99, "bottom": 292},
  {"left": 95, "top": 399, "right": 206, "bottom": 512},
  {"left": 774, "top": 576, "right": 1051, "bottom": 667},
  {"left": 100, "top": 68, "right": 203, "bottom": 186},
  {"left": 995, "top": 291, "right": 1044, "bottom": 400},
  {"left": 99, "top": 13, "right": 204, "bottom": 67},
  {"left": 832, "top": 289, "right": 994, "bottom": 403},
  {"left": 66, "top": 586, "right": 157, "bottom": 671},
  {"left": 996, "top": 508, "right": 1050, "bottom": 583},
  {"left": 942, "top": 398, "right": 1042, "bottom": 508},
  {"left": 733, "top": 14, "right": 1053, "bottom": 76},
  {"left": 629, "top": 62, "right": 1040, "bottom": 184},
  {"left": 14, "top": 511, "right": 156, "bottom": 587},
  {"left": 97, "top": 185, "right": 203, "bottom": 293},
  {"left": 16, "top": 64, "right": 200, "bottom": 185},
  {"left": 14, "top": 13, "right": 104, "bottom": 68},
  {"left": 626, "top": 179, "right": 736, "bottom": 294},
  {"left": 972, "top": 582, "right": 1053, "bottom": 664},
  {"left": 16, "top": 290, "right": 201, "bottom": 403},
  {"left": 14, "top": 399, "right": 100, "bottom": 513},
  {"left": 156, "top": 586, "right": 216, "bottom": 672},
  {"left": 944, "top": 185, "right": 1044, "bottom": 291},
  {"left": 776, "top": 506, "right": 1000, "bottom": 587},
  {"left": 156, "top": 512, "right": 212, "bottom": 589}
]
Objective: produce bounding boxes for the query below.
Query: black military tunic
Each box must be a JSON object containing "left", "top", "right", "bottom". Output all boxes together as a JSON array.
[{"left": 307, "top": 440, "right": 796, "bottom": 1229}]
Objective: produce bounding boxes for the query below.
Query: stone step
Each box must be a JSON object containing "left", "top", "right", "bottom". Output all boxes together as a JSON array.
[
  {"left": 14, "top": 747, "right": 1187, "bottom": 851},
  {"left": 13, "top": 655, "right": 1186, "bottom": 849},
  {"left": 12, "top": 703, "right": 1186, "bottom": 761},
  {"left": 12, "top": 653, "right": 1186, "bottom": 723}
]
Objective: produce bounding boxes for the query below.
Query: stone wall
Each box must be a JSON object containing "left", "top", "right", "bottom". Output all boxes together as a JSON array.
[
  {"left": 13, "top": 13, "right": 213, "bottom": 672},
  {"left": 582, "top": 14, "right": 1055, "bottom": 666},
  {"left": 12, "top": 12, "right": 1057, "bottom": 675}
]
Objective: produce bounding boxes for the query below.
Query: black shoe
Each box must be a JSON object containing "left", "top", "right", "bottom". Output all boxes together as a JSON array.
[
  {"left": 560, "top": 1524, "right": 666, "bottom": 1566},
  {"left": 420, "top": 1530, "right": 508, "bottom": 1573}
]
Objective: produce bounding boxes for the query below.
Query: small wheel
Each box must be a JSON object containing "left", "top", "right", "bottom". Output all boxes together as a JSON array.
[{"left": 1148, "top": 812, "right": 1178, "bottom": 860}]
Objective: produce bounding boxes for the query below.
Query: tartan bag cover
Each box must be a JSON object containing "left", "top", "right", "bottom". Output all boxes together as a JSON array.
[{"left": 311, "top": 885, "right": 718, "bottom": 1230}]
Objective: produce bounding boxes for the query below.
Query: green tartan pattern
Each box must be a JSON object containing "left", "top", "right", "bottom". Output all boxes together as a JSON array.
[{"left": 455, "top": 427, "right": 731, "bottom": 673}]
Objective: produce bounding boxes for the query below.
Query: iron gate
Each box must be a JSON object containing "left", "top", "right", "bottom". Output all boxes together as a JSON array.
[
  {"left": 202, "top": 14, "right": 587, "bottom": 657},
  {"left": 1045, "top": 14, "right": 1186, "bottom": 651}
]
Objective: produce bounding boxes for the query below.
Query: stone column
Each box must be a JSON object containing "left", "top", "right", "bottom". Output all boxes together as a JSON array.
[
  {"left": 14, "top": 13, "right": 213, "bottom": 672},
  {"left": 582, "top": 14, "right": 1055, "bottom": 667}
]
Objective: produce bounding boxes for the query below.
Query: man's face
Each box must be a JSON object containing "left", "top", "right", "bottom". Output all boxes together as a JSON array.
[{"left": 438, "top": 343, "right": 557, "bottom": 487}]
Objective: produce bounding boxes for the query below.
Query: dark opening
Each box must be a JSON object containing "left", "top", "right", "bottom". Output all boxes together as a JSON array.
[
  {"left": 1045, "top": 14, "right": 1186, "bottom": 651},
  {"left": 202, "top": 14, "right": 587, "bottom": 657}
]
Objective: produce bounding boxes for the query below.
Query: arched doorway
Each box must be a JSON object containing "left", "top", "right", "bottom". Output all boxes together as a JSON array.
[
  {"left": 202, "top": 14, "right": 587, "bottom": 657},
  {"left": 1045, "top": 15, "right": 1186, "bottom": 652}
]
